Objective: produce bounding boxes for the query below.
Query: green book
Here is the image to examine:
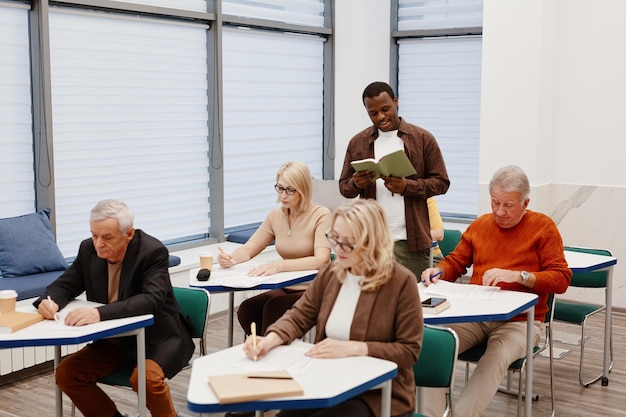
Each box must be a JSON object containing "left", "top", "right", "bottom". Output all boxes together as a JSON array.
[{"left": 350, "top": 149, "right": 417, "bottom": 180}]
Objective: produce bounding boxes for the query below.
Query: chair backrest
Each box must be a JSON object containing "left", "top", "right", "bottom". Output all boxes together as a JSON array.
[
  {"left": 413, "top": 325, "right": 459, "bottom": 388},
  {"left": 439, "top": 229, "right": 462, "bottom": 258},
  {"left": 564, "top": 246, "right": 611, "bottom": 288},
  {"left": 173, "top": 287, "right": 210, "bottom": 356}
]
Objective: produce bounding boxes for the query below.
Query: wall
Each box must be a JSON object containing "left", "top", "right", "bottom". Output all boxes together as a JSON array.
[
  {"left": 336, "top": 1, "right": 626, "bottom": 308},
  {"left": 480, "top": 0, "right": 626, "bottom": 307}
]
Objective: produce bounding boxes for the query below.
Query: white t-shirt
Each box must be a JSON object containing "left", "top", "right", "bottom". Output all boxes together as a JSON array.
[
  {"left": 325, "top": 272, "right": 362, "bottom": 340},
  {"left": 374, "top": 129, "right": 407, "bottom": 240}
]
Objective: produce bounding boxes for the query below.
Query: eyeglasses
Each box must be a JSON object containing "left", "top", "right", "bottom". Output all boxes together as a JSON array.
[
  {"left": 325, "top": 231, "right": 355, "bottom": 253},
  {"left": 274, "top": 184, "right": 297, "bottom": 196}
]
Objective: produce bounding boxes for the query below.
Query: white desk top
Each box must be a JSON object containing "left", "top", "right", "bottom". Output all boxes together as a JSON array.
[
  {"left": 564, "top": 249, "right": 617, "bottom": 272},
  {"left": 418, "top": 281, "right": 538, "bottom": 325},
  {"left": 189, "top": 249, "right": 317, "bottom": 292},
  {"left": 187, "top": 340, "right": 397, "bottom": 413},
  {"left": 0, "top": 300, "right": 153, "bottom": 348}
]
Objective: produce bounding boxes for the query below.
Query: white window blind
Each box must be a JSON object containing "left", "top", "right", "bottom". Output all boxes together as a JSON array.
[
  {"left": 398, "top": 36, "right": 482, "bottom": 217},
  {"left": 222, "top": 27, "right": 324, "bottom": 228},
  {"left": 109, "top": 0, "right": 208, "bottom": 12},
  {"left": 398, "top": 0, "right": 483, "bottom": 31},
  {"left": 223, "top": 0, "right": 325, "bottom": 27},
  {"left": 0, "top": 4, "right": 35, "bottom": 217},
  {"left": 49, "top": 9, "right": 210, "bottom": 256}
]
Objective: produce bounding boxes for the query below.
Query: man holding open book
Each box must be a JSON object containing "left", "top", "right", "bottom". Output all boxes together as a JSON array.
[{"left": 339, "top": 81, "right": 450, "bottom": 279}]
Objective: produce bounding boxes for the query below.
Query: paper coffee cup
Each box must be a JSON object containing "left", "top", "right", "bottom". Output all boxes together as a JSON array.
[
  {"left": 199, "top": 251, "right": 214, "bottom": 270},
  {"left": 0, "top": 289, "right": 18, "bottom": 315}
]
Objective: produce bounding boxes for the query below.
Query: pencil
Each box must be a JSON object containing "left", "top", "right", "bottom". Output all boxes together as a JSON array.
[
  {"left": 251, "top": 322, "right": 258, "bottom": 361},
  {"left": 47, "top": 296, "right": 59, "bottom": 322},
  {"left": 218, "top": 246, "right": 234, "bottom": 263}
]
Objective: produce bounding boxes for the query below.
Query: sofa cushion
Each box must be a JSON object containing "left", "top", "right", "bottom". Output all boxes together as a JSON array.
[
  {"left": 0, "top": 270, "right": 66, "bottom": 301},
  {"left": 0, "top": 209, "right": 69, "bottom": 278}
]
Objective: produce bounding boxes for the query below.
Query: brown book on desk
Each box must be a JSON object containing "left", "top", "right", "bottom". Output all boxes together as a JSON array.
[
  {"left": 421, "top": 298, "right": 451, "bottom": 314},
  {"left": 0, "top": 311, "right": 44, "bottom": 334},
  {"left": 208, "top": 370, "right": 304, "bottom": 404}
]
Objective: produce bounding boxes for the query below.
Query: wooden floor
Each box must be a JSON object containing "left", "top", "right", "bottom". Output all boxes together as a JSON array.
[{"left": 1, "top": 308, "right": 624, "bottom": 417}]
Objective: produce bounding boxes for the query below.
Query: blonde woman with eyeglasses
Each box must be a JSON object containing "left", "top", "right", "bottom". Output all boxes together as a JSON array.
[
  {"left": 218, "top": 161, "right": 332, "bottom": 347},
  {"left": 244, "top": 199, "right": 423, "bottom": 417}
]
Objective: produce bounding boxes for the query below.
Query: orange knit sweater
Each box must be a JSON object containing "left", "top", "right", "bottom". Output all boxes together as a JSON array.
[{"left": 439, "top": 211, "right": 571, "bottom": 322}]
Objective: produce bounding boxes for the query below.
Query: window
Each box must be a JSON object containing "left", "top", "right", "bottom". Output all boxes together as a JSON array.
[
  {"left": 7, "top": 0, "right": 330, "bottom": 256},
  {"left": 222, "top": 27, "right": 325, "bottom": 228},
  {"left": 223, "top": 0, "right": 325, "bottom": 27},
  {"left": 49, "top": 9, "right": 210, "bottom": 255},
  {"left": 398, "top": 36, "right": 481, "bottom": 217},
  {"left": 395, "top": 0, "right": 482, "bottom": 218},
  {"left": 0, "top": 4, "right": 35, "bottom": 217}
]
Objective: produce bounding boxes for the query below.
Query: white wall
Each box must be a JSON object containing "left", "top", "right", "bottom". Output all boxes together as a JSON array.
[
  {"left": 480, "top": 0, "right": 626, "bottom": 308},
  {"left": 333, "top": 0, "right": 392, "bottom": 174},
  {"left": 336, "top": 0, "right": 626, "bottom": 308}
]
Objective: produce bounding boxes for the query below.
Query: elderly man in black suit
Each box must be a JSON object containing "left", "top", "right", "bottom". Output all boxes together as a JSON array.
[{"left": 36, "top": 199, "right": 193, "bottom": 417}]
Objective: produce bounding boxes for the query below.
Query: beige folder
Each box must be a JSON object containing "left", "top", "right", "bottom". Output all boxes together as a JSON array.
[{"left": 208, "top": 370, "right": 304, "bottom": 404}]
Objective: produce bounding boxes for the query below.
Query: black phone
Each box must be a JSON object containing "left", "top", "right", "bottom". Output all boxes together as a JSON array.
[{"left": 421, "top": 297, "right": 447, "bottom": 308}]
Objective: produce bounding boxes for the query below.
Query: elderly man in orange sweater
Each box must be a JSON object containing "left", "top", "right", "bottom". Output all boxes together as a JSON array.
[{"left": 421, "top": 165, "right": 571, "bottom": 417}]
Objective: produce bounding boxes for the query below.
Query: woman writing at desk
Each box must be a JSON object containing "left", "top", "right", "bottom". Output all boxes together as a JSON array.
[
  {"left": 245, "top": 199, "right": 423, "bottom": 417},
  {"left": 218, "top": 161, "right": 332, "bottom": 337}
]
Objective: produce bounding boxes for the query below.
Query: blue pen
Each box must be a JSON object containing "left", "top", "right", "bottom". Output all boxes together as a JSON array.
[{"left": 422, "top": 270, "right": 442, "bottom": 283}]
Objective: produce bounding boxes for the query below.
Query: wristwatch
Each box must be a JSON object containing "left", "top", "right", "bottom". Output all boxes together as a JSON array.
[{"left": 520, "top": 270, "right": 530, "bottom": 285}]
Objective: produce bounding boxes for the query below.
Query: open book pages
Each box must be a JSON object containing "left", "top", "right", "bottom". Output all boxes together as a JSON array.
[{"left": 419, "top": 280, "right": 500, "bottom": 301}]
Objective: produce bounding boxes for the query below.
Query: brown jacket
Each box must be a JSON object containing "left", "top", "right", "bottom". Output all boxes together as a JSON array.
[
  {"left": 339, "top": 118, "right": 450, "bottom": 252},
  {"left": 267, "top": 262, "right": 424, "bottom": 417}
]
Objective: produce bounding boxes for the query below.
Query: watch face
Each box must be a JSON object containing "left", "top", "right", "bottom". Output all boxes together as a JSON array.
[{"left": 521, "top": 271, "right": 529, "bottom": 281}]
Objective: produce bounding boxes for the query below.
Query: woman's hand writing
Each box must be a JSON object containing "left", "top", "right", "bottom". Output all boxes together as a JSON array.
[{"left": 243, "top": 332, "right": 283, "bottom": 361}]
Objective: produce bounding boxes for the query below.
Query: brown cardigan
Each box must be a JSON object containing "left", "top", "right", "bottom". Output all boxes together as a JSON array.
[{"left": 267, "top": 262, "right": 424, "bottom": 417}]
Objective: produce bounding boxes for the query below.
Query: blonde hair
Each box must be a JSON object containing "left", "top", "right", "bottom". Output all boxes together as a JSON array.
[
  {"left": 330, "top": 199, "right": 395, "bottom": 291},
  {"left": 275, "top": 161, "right": 312, "bottom": 212}
]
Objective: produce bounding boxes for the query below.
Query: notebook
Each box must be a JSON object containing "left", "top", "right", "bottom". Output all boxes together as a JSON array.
[{"left": 208, "top": 370, "right": 304, "bottom": 404}]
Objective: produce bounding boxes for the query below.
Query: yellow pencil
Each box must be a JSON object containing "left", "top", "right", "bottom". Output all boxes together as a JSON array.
[
  {"left": 251, "top": 322, "right": 258, "bottom": 361},
  {"left": 218, "top": 246, "right": 234, "bottom": 263}
]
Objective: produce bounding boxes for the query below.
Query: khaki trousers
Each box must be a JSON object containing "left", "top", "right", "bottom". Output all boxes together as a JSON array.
[
  {"left": 56, "top": 339, "right": 177, "bottom": 417},
  {"left": 422, "top": 320, "right": 542, "bottom": 417}
]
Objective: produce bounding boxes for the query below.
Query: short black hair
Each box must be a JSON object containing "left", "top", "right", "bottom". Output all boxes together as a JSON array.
[{"left": 362, "top": 81, "right": 396, "bottom": 103}]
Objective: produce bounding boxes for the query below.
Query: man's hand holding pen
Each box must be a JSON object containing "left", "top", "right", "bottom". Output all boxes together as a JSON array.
[
  {"left": 421, "top": 268, "right": 443, "bottom": 286},
  {"left": 38, "top": 295, "right": 60, "bottom": 321}
]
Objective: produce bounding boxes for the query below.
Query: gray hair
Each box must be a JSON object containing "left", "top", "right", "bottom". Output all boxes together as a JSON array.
[
  {"left": 489, "top": 165, "right": 530, "bottom": 202},
  {"left": 90, "top": 199, "right": 134, "bottom": 233}
]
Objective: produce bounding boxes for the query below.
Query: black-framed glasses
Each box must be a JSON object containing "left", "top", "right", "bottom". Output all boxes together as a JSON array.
[
  {"left": 274, "top": 184, "right": 297, "bottom": 196},
  {"left": 325, "top": 231, "right": 355, "bottom": 253}
]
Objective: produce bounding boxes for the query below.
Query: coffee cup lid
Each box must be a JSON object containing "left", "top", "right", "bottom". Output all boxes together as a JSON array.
[{"left": 0, "top": 289, "right": 18, "bottom": 298}]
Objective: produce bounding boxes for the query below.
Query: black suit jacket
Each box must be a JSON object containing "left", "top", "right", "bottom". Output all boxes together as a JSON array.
[{"left": 35, "top": 230, "right": 194, "bottom": 378}]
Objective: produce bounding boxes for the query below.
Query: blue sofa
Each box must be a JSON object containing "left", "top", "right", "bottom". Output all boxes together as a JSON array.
[{"left": 0, "top": 210, "right": 180, "bottom": 301}]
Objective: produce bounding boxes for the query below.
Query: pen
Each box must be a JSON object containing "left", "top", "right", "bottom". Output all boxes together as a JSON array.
[
  {"left": 47, "top": 296, "right": 59, "bottom": 322},
  {"left": 251, "top": 322, "right": 258, "bottom": 361},
  {"left": 422, "top": 270, "right": 442, "bottom": 283},
  {"left": 247, "top": 375, "right": 293, "bottom": 380},
  {"left": 218, "top": 246, "right": 235, "bottom": 264}
]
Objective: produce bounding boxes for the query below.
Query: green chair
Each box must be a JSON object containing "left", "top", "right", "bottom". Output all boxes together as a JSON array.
[
  {"left": 70, "top": 287, "right": 211, "bottom": 417},
  {"left": 439, "top": 229, "right": 462, "bottom": 258},
  {"left": 554, "top": 246, "right": 613, "bottom": 387},
  {"left": 458, "top": 294, "right": 556, "bottom": 417},
  {"left": 413, "top": 324, "right": 459, "bottom": 417}
]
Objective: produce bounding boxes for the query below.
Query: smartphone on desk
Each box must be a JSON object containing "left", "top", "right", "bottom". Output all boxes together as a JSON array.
[{"left": 421, "top": 297, "right": 447, "bottom": 308}]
